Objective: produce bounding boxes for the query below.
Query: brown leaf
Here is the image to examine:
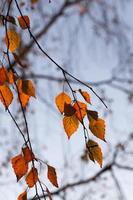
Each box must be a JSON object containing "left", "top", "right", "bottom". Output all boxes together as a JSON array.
[
  {"left": 21, "top": 80, "right": 35, "bottom": 97},
  {"left": 0, "top": 84, "right": 13, "bottom": 108},
  {"left": 47, "top": 165, "right": 58, "bottom": 188},
  {"left": 55, "top": 92, "right": 71, "bottom": 114},
  {"left": 4, "top": 29, "right": 20, "bottom": 52},
  {"left": 87, "top": 110, "right": 98, "bottom": 120},
  {"left": 89, "top": 118, "right": 105, "bottom": 141},
  {"left": 0, "top": 67, "right": 8, "bottom": 85},
  {"left": 22, "top": 146, "right": 35, "bottom": 163},
  {"left": 17, "top": 191, "right": 27, "bottom": 200},
  {"left": 79, "top": 89, "right": 91, "bottom": 103},
  {"left": 25, "top": 167, "right": 38, "bottom": 188},
  {"left": 64, "top": 103, "right": 76, "bottom": 116},
  {"left": 18, "top": 16, "right": 30, "bottom": 29},
  {"left": 11, "top": 154, "right": 28, "bottom": 181},
  {"left": 73, "top": 101, "right": 87, "bottom": 122},
  {"left": 63, "top": 115, "right": 79, "bottom": 139},
  {"left": 87, "top": 140, "right": 103, "bottom": 167}
]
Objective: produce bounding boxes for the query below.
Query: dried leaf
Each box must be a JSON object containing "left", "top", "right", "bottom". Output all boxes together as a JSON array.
[
  {"left": 0, "top": 67, "right": 8, "bottom": 85},
  {"left": 87, "top": 110, "right": 98, "bottom": 120},
  {"left": 17, "top": 191, "right": 27, "bottom": 200},
  {"left": 64, "top": 103, "right": 76, "bottom": 116},
  {"left": 22, "top": 146, "right": 35, "bottom": 163},
  {"left": 47, "top": 165, "right": 58, "bottom": 188},
  {"left": 7, "top": 70, "right": 16, "bottom": 84},
  {"left": 55, "top": 92, "right": 71, "bottom": 114},
  {"left": 18, "top": 16, "right": 30, "bottom": 29},
  {"left": 89, "top": 118, "right": 105, "bottom": 141},
  {"left": 17, "top": 79, "right": 30, "bottom": 108},
  {"left": 6, "top": 16, "right": 16, "bottom": 25},
  {"left": 0, "top": 84, "right": 13, "bottom": 108},
  {"left": 25, "top": 167, "right": 38, "bottom": 188},
  {"left": 11, "top": 154, "right": 28, "bottom": 181},
  {"left": 87, "top": 140, "right": 103, "bottom": 167},
  {"left": 22, "top": 80, "right": 35, "bottom": 97},
  {"left": 73, "top": 101, "right": 87, "bottom": 122},
  {"left": 79, "top": 89, "right": 91, "bottom": 103},
  {"left": 63, "top": 115, "right": 79, "bottom": 139},
  {"left": 4, "top": 29, "right": 20, "bottom": 52}
]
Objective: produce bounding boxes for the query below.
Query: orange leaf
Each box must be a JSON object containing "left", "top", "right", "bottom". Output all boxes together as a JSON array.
[
  {"left": 22, "top": 146, "right": 35, "bottom": 163},
  {"left": 79, "top": 89, "right": 91, "bottom": 103},
  {"left": 18, "top": 16, "right": 30, "bottom": 29},
  {"left": 17, "top": 79, "right": 30, "bottom": 108},
  {"left": 7, "top": 70, "right": 16, "bottom": 84},
  {"left": 17, "top": 191, "right": 27, "bottom": 200},
  {"left": 25, "top": 167, "right": 38, "bottom": 188},
  {"left": 0, "top": 67, "right": 8, "bottom": 85},
  {"left": 73, "top": 101, "right": 87, "bottom": 122},
  {"left": 47, "top": 165, "right": 58, "bottom": 188},
  {"left": 4, "top": 29, "right": 20, "bottom": 52},
  {"left": 22, "top": 80, "right": 35, "bottom": 97},
  {"left": 63, "top": 115, "right": 79, "bottom": 139},
  {"left": 89, "top": 118, "right": 105, "bottom": 141},
  {"left": 87, "top": 140, "right": 103, "bottom": 168},
  {"left": 55, "top": 92, "right": 71, "bottom": 114},
  {"left": 11, "top": 154, "right": 28, "bottom": 181},
  {"left": 0, "top": 84, "right": 13, "bottom": 108}
]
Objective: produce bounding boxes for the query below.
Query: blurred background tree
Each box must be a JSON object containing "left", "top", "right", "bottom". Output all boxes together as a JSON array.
[{"left": 0, "top": 0, "right": 133, "bottom": 199}]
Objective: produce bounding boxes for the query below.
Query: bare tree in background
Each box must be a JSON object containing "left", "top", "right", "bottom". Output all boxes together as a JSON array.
[{"left": 0, "top": 0, "right": 133, "bottom": 199}]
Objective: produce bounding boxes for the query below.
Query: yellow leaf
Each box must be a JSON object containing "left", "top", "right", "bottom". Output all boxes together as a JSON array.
[
  {"left": 89, "top": 118, "right": 105, "bottom": 141},
  {"left": 11, "top": 154, "right": 28, "bottom": 181},
  {"left": 25, "top": 167, "right": 38, "bottom": 188},
  {"left": 17, "top": 191, "right": 27, "bottom": 200},
  {"left": 0, "top": 84, "right": 13, "bottom": 108},
  {"left": 73, "top": 101, "right": 87, "bottom": 122},
  {"left": 63, "top": 115, "right": 79, "bottom": 139},
  {"left": 79, "top": 89, "right": 91, "bottom": 103},
  {"left": 4, "top": 29, "right": 20, "bottom": 52},
  {"left": 55, "top": 92, "right": 71, "bottom": 114},
  {"left": 47, "top": 165, "right": 58, "bottom": 188},
  {"left": 18, "top": 16, "right": 30, "bottom": 30},
  {"left": 87, "top": 140, "right": 103, "bottom": 167}
]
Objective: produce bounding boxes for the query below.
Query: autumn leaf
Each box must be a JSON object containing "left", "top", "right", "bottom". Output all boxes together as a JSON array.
[
  {"left": 0, "top": 84, "right": 13, "bottom": 108},
  {"left": 17, "top": 191, "right": 27, "bottom": 200},
  {"left": 18, "top": 16, "right": 30, "bottom": 29},
  {"left": 25, "top": 167, "right": 38, "bottom": 188},
  {"left": 55, "top": 92, "right": 71, "bottom": 114},
  {"left": 11, "top": 154, "right": 28, "bottom": 181},
  {"left": 4, "top": 29, "right": 20, "bottom": 52},
  {"left": 63, "top": 114, "right": 79, "bottom": 139},
  {"left": 0, "top": 67, "right": 8, "bottom": 85},
  {"left": 47, "top": 165, "right": 58, "bottom": 188},
  {"left": 17, "top": 79, "right": 31, "bottom": 108},
  {"left": 79, "top": 89, "right": 91, "bottom": 104},
  {"left": 7, "top": 70, "right": 16, "bottom": 84},
  {"left": 73, "top": 101, "right": 87, "bottom": 122},
  {"left": 31, "top": 0, "right": 39, "bottom": 4},
  {"left": 22, "top": 146, "right": 35, "bottom": 163},
  {"left": 87, "top": 140, "right": 103, "bottom": 167},
  {"left": 87, "top": 110, "right": 98, "bottom": 120},
  {"left": 64, "top": 103, "right": 76, "bottom": 116},
  {"left": 89, "top": 118, "right": 105, "bottom": 141}
]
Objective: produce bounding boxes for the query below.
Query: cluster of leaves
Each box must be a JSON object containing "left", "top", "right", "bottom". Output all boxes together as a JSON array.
[
  {"left": 1, "top": 1, "right": 107, "bottom": 199},
  {"left": 2, "top": 12, "right": 59, "bottom": 200},
  {"left": 55, "top": 90, "right": 105, "bottom": 168}
]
